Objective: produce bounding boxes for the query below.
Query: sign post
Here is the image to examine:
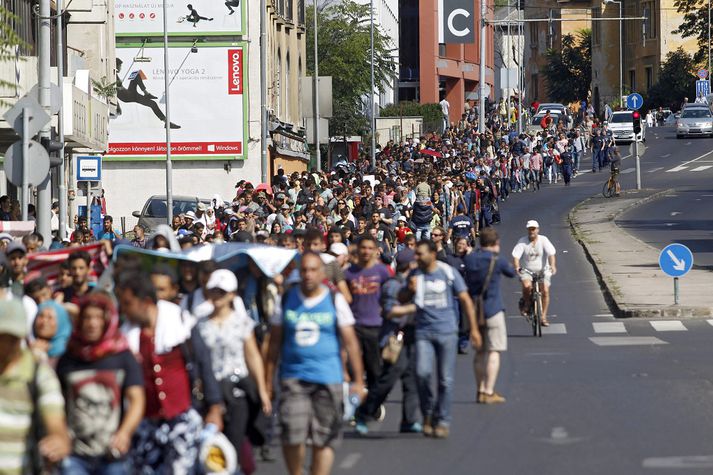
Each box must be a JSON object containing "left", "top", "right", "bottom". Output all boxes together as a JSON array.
[
  {"left": 626, "top": 93, "right": 643, "bottom": 190},
  {"left": 658, "top": 243, "right": 694, "bottom": 305}
]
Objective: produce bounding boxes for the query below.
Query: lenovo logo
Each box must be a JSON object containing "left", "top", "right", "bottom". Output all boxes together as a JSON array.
[{"left": 228, "top": 49, "right": 243, "bottom": 95}]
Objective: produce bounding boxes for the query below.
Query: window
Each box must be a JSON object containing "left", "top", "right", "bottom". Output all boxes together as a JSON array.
[
  {"left": 276, "top": 49, "right": 282, "bottom": 116},
  {"left": 285, "top": 54, "right": 291, "bottom": 119},
  {"left": 286, "top": 0, "right": 294, "bottom": 22},
  {"left": 592, "top": 8, "right": 601, "bottom": 46},
  {"left": 642, "top": 2, "right": 656, "bottom": 39},
  {"left": 629, "top": 69, "right": 636, "bottom": 93},
  {"left": 645, "top": 66, "right": 653, "bottom": 91},
  {"left": 529, "top": 23, "right": 538, "bottom": 49},
  {"left": 530, "top": 74, "right": 539, "bottom": 101},
  {"left": 298, "top": 0, "right": 305, "bottom": 25}
]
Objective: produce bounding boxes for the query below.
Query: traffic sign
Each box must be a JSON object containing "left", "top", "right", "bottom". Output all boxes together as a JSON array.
[
  {"left": 626, "top": 93, "right": 643, "bottom": 110},
  {"left": 29, "top": 83, "right": 62, "bottom": 116},
  {"left": 76, "top": 155, "right": 102, "bottom": 182},
  {"left": 3, "top": 140, "right": 50, "bottom": 186},
  {"left": 629, "top": 142, "right": 646, "bottom": 157},
  {"left": 2, "top": 95, "right": 50, "bottom": 138},
  {"left": 659, "top": 243, "right": 694, "bottom": 278},
  {"left": 696, "top": 80, "right": 710, "bottom": 97},
  {"left": 697, "top": 69, "right": 708, "bottom": 79}
]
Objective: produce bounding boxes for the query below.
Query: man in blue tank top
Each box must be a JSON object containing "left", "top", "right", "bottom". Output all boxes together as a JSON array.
[{"left": 266, "top": 252, "right": 365, "bottom": 475}]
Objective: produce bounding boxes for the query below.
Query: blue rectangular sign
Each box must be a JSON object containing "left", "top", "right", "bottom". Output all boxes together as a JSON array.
[{"left": 76, "top": 155, "right": 102, "bottom": 182}]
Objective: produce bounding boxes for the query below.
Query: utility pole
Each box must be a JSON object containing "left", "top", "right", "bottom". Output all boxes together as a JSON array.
[
  {"left": 37, "top": 0, "right": 52, "bottom": 241},
  {"left": 370, "top": 0, "right": 376, "bottom": 168},
  {"left": 56, "top": 0, "right": 67, "bottom": 240},
  {"left": 313, "top": 0, "right": 321, "bottom": 171},
  {"left": 506, "top": 0, "right": 511, "bottom": 127},
  {"left": 478, "top": 0, "right": 487, "bottom": 133},
  {"left": 260, "top": 0, "right": 269, "bottom": 182},
  {"left": 517, "top": 0, "right": 523, "bottom": 134},
  {"left": 708, "top": 0, "right": 711, "bottom": 76},
  {"left": 162, "top": 0, "right": 174, "bottom": 225}
]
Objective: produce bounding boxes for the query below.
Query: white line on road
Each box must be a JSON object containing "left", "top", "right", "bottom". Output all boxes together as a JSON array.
[
  {"left": 650, "top": 320, "right": 687, "bottom": 332},
  {"left": 647, "top": 167, "right": 664, "bottom": 173},
  {"left": 620, "top": 168, "right": 636, "bottom": 174},
  {"left": 592, "top": 322, "right": 627, "bottom": 334},
  {"left": 674, "top": 148, "right": 713, "bottom": 168},
  {"left": 706, "top": 319, "right": 713, "bottom": 327},
  {"left": 691, "top": 165, "right": 713, "bottom": 172},
  {"left": 660, "top": 153, "right": 671, "bottom": 158},
  {"left": 589, "top": 336, "right": 668, "bottom": 346},
  {"left": 541, "top": 323, "right": 567, "bottom": 335},
  {"left": 666, "top": 166, "right": 688, "bottom": 172},
  {"left": 670, "top": 211, "right": 682, "bottom": 216},
  {"left": 339, "top": 453, "right": 362, "bottom": 469},
  {"left": 642, "top": 455, "right": 713, "bottom": 469}
]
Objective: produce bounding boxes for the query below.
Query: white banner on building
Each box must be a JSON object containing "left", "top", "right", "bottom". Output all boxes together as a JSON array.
[
  {"left": 114, "top": 0, "right": 245, "bottom": 36},
  {"left": 107, "top": 43, "right": 247, "bottom": 160}
]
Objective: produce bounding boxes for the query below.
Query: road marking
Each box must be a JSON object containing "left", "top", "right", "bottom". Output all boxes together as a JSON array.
[
  {"left": 589, "top": 336, "right": 667, "bottom": 346},
  {"left": 592, "top": 322, "right": 627, "bottom": 334},
  {"left": 706, "top": 319, "right": 713, "bottom": 327},
  {"left": 691, "top": 165, "right": 713, "bottom": 172},
  {"left": 647, "top": 167, "right": 664, "bottom": 173},
  {"left": 660, "top": 153, "right": 671, "bottom": 158},
  {"left": 642, "top": 455, "right": 713, "bottom": 469},
  {"left": 650, "top": 320, "right": 687, "bottom": 332},
  {"left": 673, "top": 148, "right": 713, "bottom": 168},
  {"left": 541, "top": 323, "right": 567, "bottom": 335},
  {"left": 685, "top": 141, "right": 692, "bottom": 145},
  {"left": 339, "top": 453, "right": 362, "bottom": 469},
  {"left": 620, "top": 167, "right": 636, "bottom": 174},
  {"left": 666, "top": 166, "right": 688, "bottom": 172}
]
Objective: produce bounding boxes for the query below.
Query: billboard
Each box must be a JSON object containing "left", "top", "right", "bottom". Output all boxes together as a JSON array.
[
  {"left": 107, "top": 43, "right": 247, "bottom": 161},
  {"left": 438, "top": 0, "right": 475, "bottom": 44},
  {"left": 115, "top": 0, "right": 246, "bottom": 36}
]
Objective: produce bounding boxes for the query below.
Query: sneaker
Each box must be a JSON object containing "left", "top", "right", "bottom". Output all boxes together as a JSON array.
[
  {"left": 399, "top": 422, "right": 423, "bottom": 433},
  {"left": 376, "top": 404, "right": 386, "bottom": 422},
  {"left": 354, "top": 420, "right": 369, "bottom": 436},
  {"left": 423, "top": 416, "right": 433, "bottom": 437},
  {"left": 433, "top": 425, "right": 450, "bottom": 439},
  {"left": 260, "top": 446, "right": 276, "bottom": 462},
  {"left": 481, "top": 392, "right": 506, "bottom": 404}
]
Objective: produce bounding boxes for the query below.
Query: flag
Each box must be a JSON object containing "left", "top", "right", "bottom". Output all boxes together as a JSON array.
[{"left": 26, "top": 243, "right": 109, "bottom": 287}]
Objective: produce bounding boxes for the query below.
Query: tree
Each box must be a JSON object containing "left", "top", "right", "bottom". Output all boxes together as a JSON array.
[
  {"left": 673, "top": 0, "right": 711, "bottom": 65},
  {"left": 542, "top": 29, "right": 591, "bottom": 104},
  {"left": 380, "top": 101, "right": 443, "bottom": 132},
  {"left": 0, "top": 7, "right": 29, "bottom": 106},
  {"left": 646, "top": 48, "right": 698, "bottom": 110},
  {"left": 306, "top": 1, "right": 397, "bottom": 137}
]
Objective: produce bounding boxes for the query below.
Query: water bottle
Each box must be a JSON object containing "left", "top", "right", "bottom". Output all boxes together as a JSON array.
[
  {"left": 342, "top": 383, "right": 361, "bottom": 421},
  {"left": 200, "top": 422, "right": 219, "bottom": 442}
]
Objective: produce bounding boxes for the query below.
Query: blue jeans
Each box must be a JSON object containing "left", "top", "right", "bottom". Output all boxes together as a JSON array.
[
  {"left": 415, "top": 225, "right": 431, "bottom": 241},
  {"left": 415, "top": 331, "right": 458, "bottom": 427},
  {"left": 61, "top": 455, "right": 129, "bottom": 475},
  {"left": 593, "top": 149, "right": 603, "bottom": 171},
  {"left": 572, "top": 151, "right": 582, "bottom": 171}
]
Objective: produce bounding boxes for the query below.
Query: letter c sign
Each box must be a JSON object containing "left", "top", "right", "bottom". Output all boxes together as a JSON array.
[
  {"left": 442, "top": 0, "right": 475, "bottom": 44},
  {"left": 448, "top": 9, "right": 470, "bottom": 37}
]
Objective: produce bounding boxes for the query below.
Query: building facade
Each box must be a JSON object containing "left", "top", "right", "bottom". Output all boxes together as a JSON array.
[
  {"left": 493, "top": 7, "right": 524, "bottom": 103},
  {"left": 399, "top": 0, "right": 495, "bottom": 125}
]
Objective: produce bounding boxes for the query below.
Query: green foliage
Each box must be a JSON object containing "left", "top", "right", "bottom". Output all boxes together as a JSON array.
[
  {"left": 381, "top": 101, "right": 443, "bottom": 133},
  {"left": 306, "top": 1, "right": 397, "bottom": 137},
  {"left": 91, "top": 76, "right": 118, "bottom": 100},
  {"left": 542, "top": 29, "right": 591, "bottom": 103},
  {"left": 0, "top": 7, "right": 29, "bottom": 105},
  {"left": 673, "top": 0, "right": 712, "bottom": 65},
  {"left": 646, "top": 48, "right": 698, "bottom": 110}
]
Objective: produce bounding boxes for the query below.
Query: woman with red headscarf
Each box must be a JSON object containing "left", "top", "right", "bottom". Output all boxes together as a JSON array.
[{"left": 56, "top": 292, "right": 145, "bottom": 475}]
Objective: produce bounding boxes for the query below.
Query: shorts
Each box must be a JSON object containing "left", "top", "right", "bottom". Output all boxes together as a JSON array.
[
  {"left": 279, "top": 379, "right": 343, "bottom": 448},
  {"left": 481, "top": 311, "right": 507, "bottom": 352},
  {"left": 519, "top": 269, "right": 552, "bottom": 287}
]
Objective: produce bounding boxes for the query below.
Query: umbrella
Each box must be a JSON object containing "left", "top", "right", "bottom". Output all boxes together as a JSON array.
[
  {"left": 420, "top": 149, "right": 443, "bottom": 158},
  {"left": 255, "top": 183, "right": 273, "bottom": 195}
]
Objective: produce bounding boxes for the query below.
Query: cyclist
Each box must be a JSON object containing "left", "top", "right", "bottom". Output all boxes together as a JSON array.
[
  {"left": 511, "top": 220, "right": 557, "bottom": 327},
  {"left": 608, "top": 146, "right": 622, "bottom": 196}
]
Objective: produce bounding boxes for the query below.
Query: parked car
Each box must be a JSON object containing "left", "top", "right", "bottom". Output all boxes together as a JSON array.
[
  {"left": 608, "top": 111, "right": 646, "bottom": 143},
  {"left": 132, "top": 195, "right": 201, "bottom": 233},
  {"left": 676, "top": 104, "right": 713, "bottom": 138},
  {"left": 526, "top": 112, "right": 562, "bottom": 135}
]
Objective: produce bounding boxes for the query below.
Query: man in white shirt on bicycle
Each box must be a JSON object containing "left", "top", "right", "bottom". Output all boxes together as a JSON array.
[{"left": 511, "top": 220, "right": 557, "bottom": 326}]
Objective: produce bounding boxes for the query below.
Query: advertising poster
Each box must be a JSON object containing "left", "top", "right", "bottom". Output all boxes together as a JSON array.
[
  {"left": 107, "top": 43, "right": 247, "bottom": 161},
  {"left": 115, "top": 0, "right": 245, "bottom": 36}
]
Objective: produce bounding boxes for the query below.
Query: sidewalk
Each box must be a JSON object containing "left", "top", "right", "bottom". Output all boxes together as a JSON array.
[{"left": 569, "top": 189, "right": 713, "bottom": 318}]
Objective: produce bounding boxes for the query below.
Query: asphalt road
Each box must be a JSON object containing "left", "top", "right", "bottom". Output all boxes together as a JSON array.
[{"left": 258, "top": 126, "right": 713, "bottom": 474}]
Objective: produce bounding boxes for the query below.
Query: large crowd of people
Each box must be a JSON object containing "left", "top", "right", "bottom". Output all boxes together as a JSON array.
[{"left": 1, "top": 101, "right": 591, "bottom": 474}]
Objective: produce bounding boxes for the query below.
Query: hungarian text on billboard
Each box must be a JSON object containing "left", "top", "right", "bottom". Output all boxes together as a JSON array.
[{"left": 115, "top": 0, "right": 245, "bottom": 36}]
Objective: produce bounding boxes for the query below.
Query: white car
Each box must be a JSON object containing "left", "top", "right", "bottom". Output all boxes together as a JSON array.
[{"left": 608, "top": 111, "right": 646, "bottom": 143}]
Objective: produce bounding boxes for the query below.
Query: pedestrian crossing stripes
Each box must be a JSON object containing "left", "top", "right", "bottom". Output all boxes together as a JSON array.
[
  {"left": 620, "top": 168, "right": 636, "bottom": 174},
  {"left": 690, "top": 165, "right": 713, "bottom": 172},
  {"left": 541, "top": 323, "right": 567, "bottom": 335},
  {"left": 666, "top": 166, "right": 688, "bottom": 172},
  {"left": 512, "top": 319, "right": 708, "bottom": 336},
  {"left": 647, "top": 167, "right": 664, "bottom": 173},
  {"left": 649, "top": 320, "right": 687, "bottom": 332},
  {"left": 592, "top": 322, "right": 626, "bottom": 333}
]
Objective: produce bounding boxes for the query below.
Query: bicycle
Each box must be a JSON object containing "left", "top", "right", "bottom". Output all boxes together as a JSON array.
[
  {"left": 520, "top": 268, "right": 544, "bottom": 337},
  {"left": 602, "top": 168, "right": 620, "bottom": 198}
]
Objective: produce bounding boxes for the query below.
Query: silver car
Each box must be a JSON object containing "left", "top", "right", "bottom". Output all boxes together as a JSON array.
[{"left": 676, "top": 105, "right": 713, "bottom": 138}]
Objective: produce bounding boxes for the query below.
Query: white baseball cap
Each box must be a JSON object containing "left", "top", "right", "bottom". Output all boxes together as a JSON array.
[
  {"left": 329, "top": 242, "right": 349, "bottom": 256},
  {"left": 206, "top": 269, "right": 238, "bottom": 293},
  {"left": 526, "top": 220, "right": 540, "bottom": 229}
]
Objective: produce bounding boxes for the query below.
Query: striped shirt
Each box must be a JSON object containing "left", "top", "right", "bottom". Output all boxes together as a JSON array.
[{"left": 0, "top": 350, "right": 65, "bottom": 475}]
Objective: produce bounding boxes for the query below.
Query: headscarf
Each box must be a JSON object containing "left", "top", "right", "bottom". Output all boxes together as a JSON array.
[
  {"left": 35, "top": 301, "right": 72, "bottom": 358},
  {"left": 66, "top": 292, "right": 128, "bottom": 362}
]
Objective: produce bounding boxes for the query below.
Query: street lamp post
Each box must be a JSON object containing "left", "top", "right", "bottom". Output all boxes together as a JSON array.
[
  {"left": 604, "top": 0, "right": 623, "bottom": 106},
  {"left": 162, "top": 0, "right": 174, "bottom": 225},
  {"left": 370, "top": 0, "right": 376, "bottom": 168}
]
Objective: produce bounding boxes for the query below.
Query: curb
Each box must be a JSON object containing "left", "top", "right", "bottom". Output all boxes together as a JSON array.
[{"left": 569, "top": 189, "right": 713, "bottom": 319}]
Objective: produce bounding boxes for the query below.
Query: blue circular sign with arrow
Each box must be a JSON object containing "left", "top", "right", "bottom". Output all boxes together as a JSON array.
[{"left": 659, "top": 243, "right": 694, "bottom": 277}]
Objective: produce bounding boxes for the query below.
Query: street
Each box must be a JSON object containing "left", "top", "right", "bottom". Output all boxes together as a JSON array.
[{"left": 259, "top": 127, "right": 713, "bottom": 474}]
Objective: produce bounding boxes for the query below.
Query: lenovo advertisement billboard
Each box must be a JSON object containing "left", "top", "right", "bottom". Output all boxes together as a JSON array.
[{"left": 107, "top": 43, "right": 247, "bottom": 161}]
